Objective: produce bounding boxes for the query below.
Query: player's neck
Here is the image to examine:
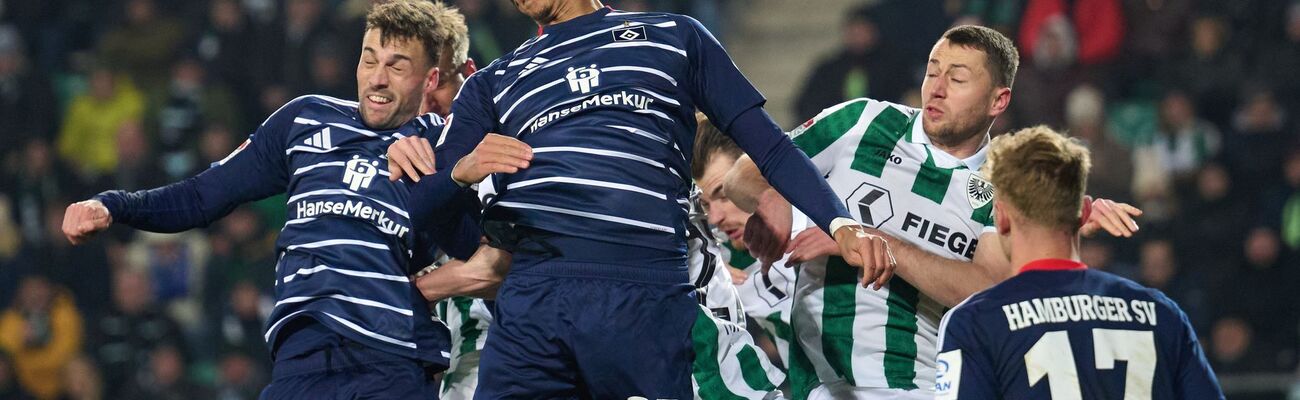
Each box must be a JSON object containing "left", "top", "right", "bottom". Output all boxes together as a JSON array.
[
  {"left": 546, "top": 1, "right": 604, "bottom": 26},
  {"left": 1008, "top": 226, "right": 1079, "bottom": 276}
]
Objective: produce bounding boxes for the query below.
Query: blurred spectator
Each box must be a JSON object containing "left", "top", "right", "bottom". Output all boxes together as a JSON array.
[
  {"left": 213, "top": 352, "right": 266, "bottom": 400},
  {"left": 0, "top": 25, "right": 58, "bottom": 148},
  {"left": 214, "top": 281, "right": 270, "bottom": 364},
  {"left": 59, "top": 355, "right": 103, "bottom": 400},
  {"left": 0, "top": 196, "right": 32, "bottom": 311},
  {"left": 3, "top": 140, "right": 76, "bottom": 245},
  {"left": 1010, "top": 10, "right": 1084, "bottom": 128},
  {"left": 1261, "top": 148, "right": 1300, "bottom": 251},
  {"left": 194, "top": 0, "right": 263, "bottom": 130},
  {"left": 199, "top": 124, "right": 239, "bottom": 165},
  {"left": 1166, "top": 14, "right": 1246, "bottom": 128},
  {"left": 89, "top": 269, "right": 187, "bottom": 398},
  {"left": 56, "top": 66, "right": 146, "bottom": 181},
  {"left": 124, "top": 231, "right": 211, "bottom": 337},
  {"left": 96, "top": 0, "right": 187, "bottom": 94},
  {"left": 1222, "top": 86, "right": 1290, "bottom": 196},
  {"left": 112, "top": 120, "right": 165, "bottom": 192},
  {"left": 267, "top": 0, "right": 341, "bottom": 94},
  {"left": 36, "top": 200, "right": 112, "bottom": 320},
  {"left": 1115, "top": 0, "right": 1194, "bottom": 96},
  {"left": 1018, "top": 0, "right": 1124, "bottom": 66},
  {"left": 1064, "top": 84, "right": 1133, "bottom": 202},
  {"left": 1253, "top": 2, "right": 1300, "bottom": 114},
  {"left": 119, "top": 344, "right": 210, "bottom": 400},
  {"left": 1211, "top": 316, "right": 1271, "bottom": 373},
  {"left": 1133, "top": 89, "right": 1222, "bottom": 187},
  {"left": 1174, "top": 162, "right": 1251, "bottom": 284},
  {"left": 1079, "top": 238, "right": 1135, "bottom": 277},
  {"left": 0, "top": 350, "right": 36, "bottom": 400},
  {"left": 793, "top": 6, "right": 907, "bottom": 119},
  {"left": 307, "top": 42, "right": 353, "bottom": 99},
  {"left": 1136, "top": 237, "right": 1205, "bottom": 325},
  {"left": 0, "top": 275, "right": 84, "bottom": 400},
  {"left": 147, "top": 57, "right": 242, "bottom": 181}
]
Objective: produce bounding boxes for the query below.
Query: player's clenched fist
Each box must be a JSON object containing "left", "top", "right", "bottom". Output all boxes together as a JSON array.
[
  {"left": 62, "top": 200, "right": 112, "bottom": 245},
  {"left": 451, "top": 133, "right": 533, "bottom": 185},
  {"left": 832, "top": 225, "right": 897, "bottom": 290}
]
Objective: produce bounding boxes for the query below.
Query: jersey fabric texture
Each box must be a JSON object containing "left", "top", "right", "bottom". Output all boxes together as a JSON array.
[
  {"left": 935, "top": 259, "right": 1224, "bottom": 400},
  {"left": 95, "top": 95, "right": 452, "bottom": 366},
  {"left": 783, "top": 98, "right": 996, "bottom": 398}
]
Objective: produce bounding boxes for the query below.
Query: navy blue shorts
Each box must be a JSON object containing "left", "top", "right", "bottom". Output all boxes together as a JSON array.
[
  {"left": 260, "top": 323, "right": 440, "bottom": 400},
  {"left": 475, "top": 262, "right": 698, "bottom": 400}
]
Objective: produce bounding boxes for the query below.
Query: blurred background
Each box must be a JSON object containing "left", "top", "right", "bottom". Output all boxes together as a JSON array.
[{"left": 0, "top": 0, "right": 1296, "bottom": 399}]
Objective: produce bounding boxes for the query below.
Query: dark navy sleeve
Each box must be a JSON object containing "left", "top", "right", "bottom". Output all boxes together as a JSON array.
[
  {"left": 726, "top": 107, "right": 852, "bottom": 233},
  {"left": 682, "top": 16, "right": 765, "bottom": 132},
  {"left": 94, "top": 99, "right": 300, "bottom": 232},
  {"left": 936, "top": 306, "right": 998, "bottom": 400},
  {"left": 1171, "top": 305, "right": 1226, "bottom": 399},
  {"left": 433, "top": 70, "right": 499, "bottom": 171}
]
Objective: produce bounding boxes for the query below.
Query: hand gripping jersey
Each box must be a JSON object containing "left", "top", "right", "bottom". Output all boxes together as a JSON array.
[
  {"left": 96, "top": 95, "right": 451, "bottom": 364},
  {"left": 935, "top": 260, "right": 1224, "bottom": 400},
  {"left": 784, "top": 98, "right": 996, "bottom": 396}
]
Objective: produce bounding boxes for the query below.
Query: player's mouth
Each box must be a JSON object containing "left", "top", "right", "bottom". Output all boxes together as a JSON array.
[
  {"left": 366, "top": 94, "right": 393, "bottom": 106},
  {"left": 925, "top": 105, "right": 944, "bottom": 119},
  {"left": 725, "top": 228, "right": 743, "bottom": 241}
]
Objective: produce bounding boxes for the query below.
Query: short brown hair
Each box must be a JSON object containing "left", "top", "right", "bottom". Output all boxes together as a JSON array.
[
  {"left": 692, "top": 113, "right": 743, "bottom": 181},
  {"left": 365, "top": 1, "right": 455, "bottom": 67},
  {"left": 942, "top": 25, "right": 1020, "bottom": 89},
  {"left": 984, "top": 125, "right": 1090, "bottom": 230}
]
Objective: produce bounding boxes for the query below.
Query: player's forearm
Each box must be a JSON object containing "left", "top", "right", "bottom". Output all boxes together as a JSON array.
[
  {"left": 95, "top": 174, "right": 241, "bottom": 233},
  {"left": 725, "top": 106, "right": 850, "bottom": 232},
  {"left": 416, "top": 245, "right": 511, "bottom": 302},
  {"left": 722, "top": 155, "right": 769, "bottom": 213},
  {"left": 890, "top": 237, "right": 999, "bottom": 307}
]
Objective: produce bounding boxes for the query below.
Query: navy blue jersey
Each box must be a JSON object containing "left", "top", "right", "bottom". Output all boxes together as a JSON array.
[
  {"left": 431, "top": 8, "right": 850, "bottom": 270},
  {"left": 935, "top": 259, "right": 1223, "bottom": 400},
  {"left": 96, "top": 95, "right": 451, "bottom": 365}
]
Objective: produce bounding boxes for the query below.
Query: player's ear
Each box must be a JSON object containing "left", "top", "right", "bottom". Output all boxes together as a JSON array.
[
  {"left": 462, "top": 58, "right": 478, "bottom": 76},
  {"left": 989, "top": 87, "right": 1011, "bottom": 118},
  {"left": 1079, "top": 195, "right": 1093, "bottom": 229},
  {"left": 994, "top": 200, "right": 1011, "bottom": 236},
  {"left": 424, "top": 66, "right": 441, "bottom": 92}
]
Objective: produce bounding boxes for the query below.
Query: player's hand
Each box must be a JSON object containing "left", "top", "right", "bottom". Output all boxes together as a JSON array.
[
  {"left": 387, "top": 136, "right": 437, "bottom": 182},
  {"left": 832, "top": 225, "right": 896, "bottom": 290},
  {"left": 742, "top": 189, "right": 792, "bottom": 272},
  {"left": 1081, "top": 196, "right": 1142, "bottom": 238},
  {"left": 786, "top": 228, "right": 840, "bottom": 264},
  {"left": 451, "top": 133, "right": 533, "bottom": 185},
  {"left": 728, "top": 267, "right": 748, "bottom": 285},
  {"left": 62, "top": 200, "right": 112, "bottom": 245}
]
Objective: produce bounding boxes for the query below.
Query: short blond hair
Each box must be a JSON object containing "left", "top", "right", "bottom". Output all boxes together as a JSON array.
[
  {"left": 427, "top": 1, "right": 469, "bottom": 69},
  {"left": 984, "top": 126, "right": 1091, "bottom": 230}
]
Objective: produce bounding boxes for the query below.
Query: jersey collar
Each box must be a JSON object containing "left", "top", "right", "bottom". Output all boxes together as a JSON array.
[
  {"left": 538, "top": 6, "right": 614, "bottom": 35},
  {"left": 908, "top": 113, "right": 989, "bottom": 170},
  {"left": 1019, "top": 258, "right": 1088, "bottom": 273}
]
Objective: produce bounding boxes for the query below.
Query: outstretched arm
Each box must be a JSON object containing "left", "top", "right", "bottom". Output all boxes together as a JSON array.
[{"left": 416, "top": 245, "right": 512, "bottom": 302}]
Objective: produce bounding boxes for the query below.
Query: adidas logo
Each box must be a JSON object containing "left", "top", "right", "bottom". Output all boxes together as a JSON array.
[{"left": 304, "top": 128, "right": 333, "bottom": 149}]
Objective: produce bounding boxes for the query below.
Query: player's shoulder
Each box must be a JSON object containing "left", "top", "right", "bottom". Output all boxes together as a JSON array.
[
  {"left": 605, "top": 9, "right": 688, "bottom": 26},
  {"left": 269, "top": 94, "right": 358, "bottom": 122},
  {"left": 1084, "top": 269, "right": 1186, "bottom": 313},
  {"left": 790, "top": 98, "right": 917, "bottom": 138}
]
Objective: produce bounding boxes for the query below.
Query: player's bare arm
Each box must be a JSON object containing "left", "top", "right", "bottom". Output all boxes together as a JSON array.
[{"left": 416, "top": 244, "right": 513, "bottom": 302}]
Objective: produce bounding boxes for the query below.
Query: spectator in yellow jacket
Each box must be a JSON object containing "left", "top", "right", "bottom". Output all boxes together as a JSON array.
[
  {"left": 0, "top": 275, "right": 84, "bottom": 400},
  {"left": 57, "top": 66, "right": 144, "bottom": 179}
]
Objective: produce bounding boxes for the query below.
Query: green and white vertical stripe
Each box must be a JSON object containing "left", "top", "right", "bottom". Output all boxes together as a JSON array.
[
  {"left": 436, "top": 296, "right": 492, "bottom": 399},
  {"left": 692, "top": 305, "right": 786, "bottom": 400}
]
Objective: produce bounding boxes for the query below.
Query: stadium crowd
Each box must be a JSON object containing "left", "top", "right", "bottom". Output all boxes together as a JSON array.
[{"left": 0, "top": 0, "right": 1295, "bottom": 398}]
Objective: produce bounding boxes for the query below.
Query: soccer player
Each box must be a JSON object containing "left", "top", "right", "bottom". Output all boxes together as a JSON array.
[
  {"left": 60, "top": 2, "right": 470, "bottom": 398},
  {"left": 387, "top": 0, "right": 894, "bottom": 397},
  {"left": 723, "top": 25, "right": 1143, "bottom": 399},
  {"left": 934, "top": 126, "right": 1223, "bottom": 399},
  {"left": 693, "top": 115, "right": 798, "bottom": 366}
]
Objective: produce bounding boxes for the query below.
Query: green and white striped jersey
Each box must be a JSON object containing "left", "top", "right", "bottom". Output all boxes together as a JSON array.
[
  {"left": 785, "top": 98, "right": 995, "bottom": 397},
  {"left": 726, "top": 209, "right": 806, "bottom": 367},
  {"left": 436, "top": 296, "right": 492, "bottom": 400}
]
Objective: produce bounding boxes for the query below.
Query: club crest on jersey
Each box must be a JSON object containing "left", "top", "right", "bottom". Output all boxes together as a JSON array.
[
  {"left": 612, "top": 26, "right": 647, "bottom": 42},
  {"left": 343, "top": 155, "right": 380, "bottom": 191},
  {"left": 966, "top": 173, "right": 994, "bottom": 209},
  {"left": 566, "top": 64, "right": 601, "bottom": 93},
  {"left": 845, "top": 182, "right": 894, "bottom": 228}
]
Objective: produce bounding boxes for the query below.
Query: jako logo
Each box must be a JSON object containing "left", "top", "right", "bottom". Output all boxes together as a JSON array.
[
  {"left": 566, "top": 64, "right": 600, "bottom": 93},
  {"left": 343, "top": 155, "right": 380, "bottom": 191}
]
